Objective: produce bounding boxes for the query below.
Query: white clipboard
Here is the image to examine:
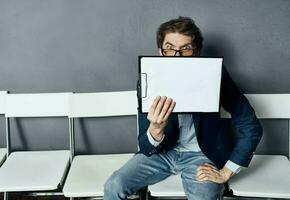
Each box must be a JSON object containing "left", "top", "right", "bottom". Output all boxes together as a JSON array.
[{"left": 138, "top": 56, "right": 223, "bottom": 113}]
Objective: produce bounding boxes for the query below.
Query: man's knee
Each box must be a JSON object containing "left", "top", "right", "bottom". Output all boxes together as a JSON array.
[{"left": 104, "top": 171, "right": 127, "bottom": 198}]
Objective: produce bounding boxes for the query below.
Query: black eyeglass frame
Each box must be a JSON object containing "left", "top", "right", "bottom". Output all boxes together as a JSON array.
[{"left": 160, "top": 47, "right": 196, "bottom": 56}]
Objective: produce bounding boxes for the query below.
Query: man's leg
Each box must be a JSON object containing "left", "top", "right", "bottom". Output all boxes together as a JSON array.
[
  {"left": 179, "top": 151, "right": 223, "bottom": 200},
  {"left": 104, "top": 152, "right": 174, "bottom": 200}
]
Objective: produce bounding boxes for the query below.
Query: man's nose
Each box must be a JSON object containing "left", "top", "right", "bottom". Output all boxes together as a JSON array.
[{"left": 175, "top": 51, "right": 181, "bottom": 56}]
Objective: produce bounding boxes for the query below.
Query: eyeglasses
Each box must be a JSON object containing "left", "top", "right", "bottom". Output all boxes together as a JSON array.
[{"left": 161, "top": 48, "right": 195, "bottom": 56}]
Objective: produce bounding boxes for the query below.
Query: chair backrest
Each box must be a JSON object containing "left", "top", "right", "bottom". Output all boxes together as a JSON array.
[
  {"left": 5, "top": 93, "right": 72, "bottom": 118},
  {"left": 0, "top": 91, "right": 7, "bottom": 115},
  {"left": 0, "top": 91, "right": 7, "bottom": 157},
  {"left": 221, "top": 94, "right": 290, "bottom": 119},
  {"left": 69, "top": 91, "right": 138, "bottom": 118},
  {"left": 69, "top": 91, "right": 138, "bottom": 157},
  {"left": 221, "top": 94, "right": 290, "bottom": 158},
  {"left": 4, "top": 92, "right": 72, "bottom": 156}
]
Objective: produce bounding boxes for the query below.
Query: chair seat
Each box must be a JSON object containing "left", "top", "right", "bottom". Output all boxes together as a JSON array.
[
  {"left": 0, "top": 148, "right": 6, "bottom": 166},
  {"left": 63, "top": 153, "right": 134, "bottom": 197},
  {"left": 149, "top": 174, "right": 185, "bottom": 197},
  {"left": 0, "top": 150, "right": 70, "bottom": 192},
  {"left": 229, "top": 155, "right": 290, "bottom": 198}
]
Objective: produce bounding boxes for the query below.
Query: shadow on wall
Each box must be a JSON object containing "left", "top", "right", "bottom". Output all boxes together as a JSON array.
[
  {"left": 78, "top": 118, "right": 93, "bottom": 153},
  {"left": 14, "top": 118, "right": 29, "bottom": 151},
  {"left": 203, "top": 33, "right": 239, "bottom": 76}
]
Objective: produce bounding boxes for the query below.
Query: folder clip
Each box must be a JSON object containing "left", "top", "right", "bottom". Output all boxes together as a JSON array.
[{"left": 137, "top": 73, "right": 148, "bottom": 98}]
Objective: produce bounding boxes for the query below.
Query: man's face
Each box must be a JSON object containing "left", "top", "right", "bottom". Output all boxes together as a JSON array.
[{"left": 159, "top": 32, "right": 198, "bottom": 56}]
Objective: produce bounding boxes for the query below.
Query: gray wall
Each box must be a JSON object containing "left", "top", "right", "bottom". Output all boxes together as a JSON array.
[{"left": 0, "top": 0, "right": 289, "bottom": 155}]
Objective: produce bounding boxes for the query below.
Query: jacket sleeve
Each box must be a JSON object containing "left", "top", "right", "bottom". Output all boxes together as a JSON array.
[
  {"left": 137, "top": 112, "right": 165, "bottom": 156},
  {"left": 220, "top": 67, "right": 263, "bottom": 167}
]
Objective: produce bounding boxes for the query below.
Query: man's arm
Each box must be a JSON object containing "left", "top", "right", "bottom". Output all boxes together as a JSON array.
[
  {"left": 220, "top": 68, "right": 263, "bottom": 167},
  {"left": 138, "top": 113, "right": 164, "bottom": 156},
  {"left": 197, "top": 67, "right": 263, "bottom": 183},
  {"left": 138, "top": 96, "right": 175, "bottom": 156}
]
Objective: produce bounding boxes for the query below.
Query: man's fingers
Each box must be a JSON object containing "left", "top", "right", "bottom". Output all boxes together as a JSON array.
[
  {"left": 148, "top": 96, "right": 161, "bottom": 119},
  {"left": 196, "top": 163, "right": 224, "bottom": 183},
  {"left": 163, "top": 100, "right": 176, "bottom": 120},
  {"left": 198, "top": 165, "right": 219, "bottom": 174},
  {"left": 196, "top": 172, "right": 208, "bottom": 180},
  {"left": 197, "top": 173, "right": 216, "bottom": 182},
  {"left": 198, "top": 163, "right": 218, "bottom": 172},
  {"left": 147, "top": 96, "right": 175, "bottom": 125},
  {"left": 196, "top": 171, "right": 214, "bottom": 180},
  {"left": 152, "top": 96, "right": 167, "bottom": 121},
  {"left": 197, "top": 167, "right": 214, "bottom": 176},
  {"left": 197, "top": 168, "right": 219, "bottom": 178},
  {"left": 157, "top": 98, "right": 172, "bottom": 123},
  {"left": 203, "top": 163, "right": 218, "bottom": 170},
  {"left": 196, "top": 169, "right": 218, "bottom": 181}
]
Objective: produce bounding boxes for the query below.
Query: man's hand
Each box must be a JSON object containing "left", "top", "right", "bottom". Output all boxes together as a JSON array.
[
  {"left": 147, "top": 96, "right": 176, "bottom": 141},
  {"left": 196, "top": 163, "right": 234, "bottom": 184}
]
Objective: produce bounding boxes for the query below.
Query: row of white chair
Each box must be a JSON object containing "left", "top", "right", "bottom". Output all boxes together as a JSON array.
[
  {"left": 0, "top": 91, "right": 290, "bottom": 199},
  {"left": 0, "top": 91, "right": 138, "bottom": 200}
]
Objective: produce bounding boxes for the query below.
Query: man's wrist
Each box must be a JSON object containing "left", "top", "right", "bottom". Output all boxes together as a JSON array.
[
  {"left": 147, "top": 129, "right": 164, "bottom": 147},
  {"left": 149, "top": 124, "right": 164, "bottom": 141},
  {"left": 225, "top": 160, "right": 242, "bottom": 174},
  {"left": 221, "top": 166, "right": 235, "bottom": 180}
]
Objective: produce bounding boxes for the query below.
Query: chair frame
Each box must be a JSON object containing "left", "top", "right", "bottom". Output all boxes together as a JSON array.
[
  {"left": 64, "top": 91, "right": 140, "bottom": 199},
  {"left": 0, "top": 92, "right": 73, "bottom": 200},
  {"left": 0, "top": 91, "right": 8, "bottom": 167}
]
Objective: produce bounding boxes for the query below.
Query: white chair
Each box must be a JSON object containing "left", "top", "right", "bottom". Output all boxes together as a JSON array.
[
  {"left": 149, "top": 174, "right": 185, "bottom": 198},
  {"left": 0, "top": 92, "right": 72, "bottom": 199},
  {"left": 0, "top": 91, "right": 7, "bottom": 167},
  {"left": 148, "top": 94, "right": 290, "bottom": 199},
  {"left": 63, "top": 91, "right": 139, "bottom": 198},
  {"left": 228, "top": 94, "right": 290, "bottom": 199},
  {"left": 0, "top": 149, "right": 5, "bottom": 167},
  {"left": 148, "top": 174, "right": 217, "bottom": 199}
]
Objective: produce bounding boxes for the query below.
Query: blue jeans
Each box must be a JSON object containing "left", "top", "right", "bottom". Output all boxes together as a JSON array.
[{"left": 104, "top": 150, "right": 222, "bottom": 200}]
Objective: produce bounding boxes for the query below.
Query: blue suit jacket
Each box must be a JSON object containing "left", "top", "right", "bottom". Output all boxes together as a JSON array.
[{"left": 137, "top": 67, "right": 263, "bottom": 169}]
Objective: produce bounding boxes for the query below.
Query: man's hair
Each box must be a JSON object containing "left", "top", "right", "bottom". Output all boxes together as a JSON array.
[{"left": 156, "top": 16, "right": 203, "bottom": 50}]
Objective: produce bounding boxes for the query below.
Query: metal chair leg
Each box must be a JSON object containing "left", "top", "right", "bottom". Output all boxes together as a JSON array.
[{"left": 4, "top": 192, "right": 9, "bottom": 200}]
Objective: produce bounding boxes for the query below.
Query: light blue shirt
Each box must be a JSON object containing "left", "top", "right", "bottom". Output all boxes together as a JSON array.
[
  {"left": 147, "top": 114, "right": 242, "bottom": 174},
  {"left": 174, "top": 114, "right": 201, "bottom": 152}
]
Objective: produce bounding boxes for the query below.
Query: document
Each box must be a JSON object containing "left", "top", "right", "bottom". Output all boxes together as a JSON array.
[{"left": 138, "top": 56, "right": 223, "bottom": 113}]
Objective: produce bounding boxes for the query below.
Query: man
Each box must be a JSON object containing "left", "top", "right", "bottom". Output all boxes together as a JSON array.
[{"left": 104, "top": 16, "right": 263, "bottom": 200}]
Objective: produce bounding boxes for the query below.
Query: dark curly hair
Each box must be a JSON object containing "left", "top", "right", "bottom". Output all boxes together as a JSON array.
[{"left": 156, "top": 16, "right": 203, "bottom": 51}]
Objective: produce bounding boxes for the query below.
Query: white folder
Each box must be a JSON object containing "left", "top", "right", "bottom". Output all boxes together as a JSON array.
[{"left": 138, "top": 57, "right": 223, "bottom": 113}]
